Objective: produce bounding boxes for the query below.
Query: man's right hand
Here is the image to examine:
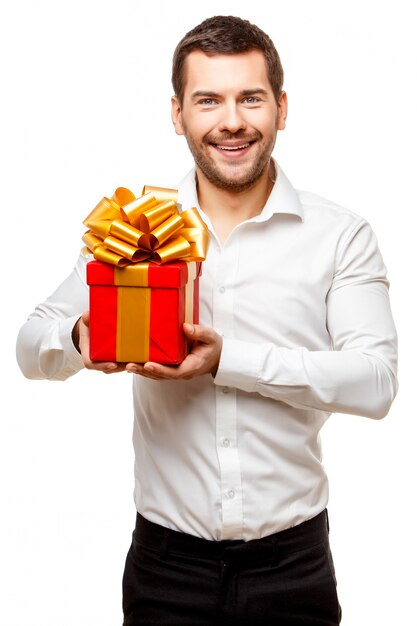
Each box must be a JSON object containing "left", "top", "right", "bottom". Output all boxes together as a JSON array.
[{"left": 72, "top": 311, "right": 126, "bottom": 374}]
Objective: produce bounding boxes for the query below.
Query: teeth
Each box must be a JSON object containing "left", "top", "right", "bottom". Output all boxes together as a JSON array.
[{"left": 217, "top": 143, "right": 250, "bottom": 151}]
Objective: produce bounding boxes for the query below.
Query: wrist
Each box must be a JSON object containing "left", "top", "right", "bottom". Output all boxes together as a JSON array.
[{"left": 71, "top": 317, "right": 81, "bottom": 353}]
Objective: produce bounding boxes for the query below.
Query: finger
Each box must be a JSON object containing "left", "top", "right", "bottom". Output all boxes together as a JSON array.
[
  {"left": 142, "top": 362, "right": 177, "bottom": 379},
  {"left": 126, "top": 360, "right": 159, "bottom": 369},
  {"left": 183, "top": 323, "right": 214, "bottom": 343},
  {"left": 126, "top": 363, "right": 163, "bottom": 380},
  {"left": 142, "top": 358, "right": 197, "bottom": 380},
  {"left": 86, "top": 360, "right": 120, "bottom": 373},
  {"left": 103, "top": 364, "right": 127, "bottom": 374}
]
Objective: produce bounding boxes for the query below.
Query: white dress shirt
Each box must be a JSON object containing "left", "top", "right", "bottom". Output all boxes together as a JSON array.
[{"left": 16, "top": 162, "right": 398, "bottom": 541}]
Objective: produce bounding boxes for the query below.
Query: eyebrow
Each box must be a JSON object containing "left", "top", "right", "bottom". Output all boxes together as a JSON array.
[
  {"left": 191, "top": 91, "right": 221, "bottom": 99},
  {"left": 191, "top": 88, "right": 269, "bottom": 99},
  {"left": 241, "top": 88, "right": 269, "bottom": 97}
]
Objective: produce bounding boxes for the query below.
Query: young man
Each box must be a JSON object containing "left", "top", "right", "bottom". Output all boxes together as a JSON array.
[{"left": 17, "top": 15, "right": 398, "bottom": 626}]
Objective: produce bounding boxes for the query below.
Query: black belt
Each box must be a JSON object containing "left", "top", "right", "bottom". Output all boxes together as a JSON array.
[{"left": 133, "top": 510, "right": 329, "bottom": 563}]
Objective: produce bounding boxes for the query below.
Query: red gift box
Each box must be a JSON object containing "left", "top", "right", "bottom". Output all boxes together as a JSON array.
[{"left": 86, "top": 260, "right": 201, "bottom": 364}]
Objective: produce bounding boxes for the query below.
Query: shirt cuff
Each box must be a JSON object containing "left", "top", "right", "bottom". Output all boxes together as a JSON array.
[
  {"left": 214, "top": 338, "right": 264, "bottom": 392},
  {"left": 59, "top": 314, "right": 84, "bottom": 372}
]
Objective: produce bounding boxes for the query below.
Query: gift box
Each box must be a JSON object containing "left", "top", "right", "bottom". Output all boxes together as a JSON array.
[
  {"left": 82, "top": 183, "right": 209, "bottom": 364},
  {"left": 86, "top": 260, "right": 201, "bottom": 364}
]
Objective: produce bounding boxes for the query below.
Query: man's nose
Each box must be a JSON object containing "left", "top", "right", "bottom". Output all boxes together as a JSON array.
[{"left": 218, "top": 103, "right": 247, "bottom": 133}]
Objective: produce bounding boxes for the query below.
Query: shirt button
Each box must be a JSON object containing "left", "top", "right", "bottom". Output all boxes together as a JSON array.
[
  {"left": 222, "top": 438, "right": 231, "bottom": 447},
  {"left": 219, "top": 286, "right": 226, "bottom": 294},
  {"left": 222, "top": 387, "right": 229, "bottom": 394},
  {"left": 227, "top": 489, "right": 235, "bottom": 499}
]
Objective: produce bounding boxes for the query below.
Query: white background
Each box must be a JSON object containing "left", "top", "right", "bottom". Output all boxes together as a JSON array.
[{"left": 1, "top": 1, "right": 415, "bottom": 624}]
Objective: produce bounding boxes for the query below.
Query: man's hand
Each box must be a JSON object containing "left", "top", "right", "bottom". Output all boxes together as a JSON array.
[
  {"left": 72, "top": 311, "right": 126, "bottom": 374},
  {"left": 126, "top": 323, "right": 222, "bottom": 380}
]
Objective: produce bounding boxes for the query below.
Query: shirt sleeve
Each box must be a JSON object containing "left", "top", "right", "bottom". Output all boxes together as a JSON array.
[
  {"left": 16, "top": 253, "right": 89, "bottom": 381},
  {"left": 214, "top": 220, "right": 398, "bottom": 419}
]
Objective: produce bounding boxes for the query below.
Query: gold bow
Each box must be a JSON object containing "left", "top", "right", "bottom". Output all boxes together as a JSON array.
[{"left": 82, "top": 185, "right": 209, "bottom": 266}]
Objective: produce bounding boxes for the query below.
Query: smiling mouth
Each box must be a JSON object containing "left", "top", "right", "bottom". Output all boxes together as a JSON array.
[
  {"left": 215, "top": 142, "right": 252, "bottom": 151},
  {"left": 209, "top": 140, "right": 256, "bottom": 154}
]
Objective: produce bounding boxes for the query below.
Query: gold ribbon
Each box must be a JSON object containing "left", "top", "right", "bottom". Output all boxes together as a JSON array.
[
  {"left": 117, "top": 285, "right": 151, "bottom": 362},
  {"left": 82, "top": 185, "right": 209, "bottom": 266},
  {"left": 115, "top": 264, "right": 151, "bottom": 362}
]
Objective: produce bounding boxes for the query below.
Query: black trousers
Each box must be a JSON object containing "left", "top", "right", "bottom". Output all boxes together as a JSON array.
[{"left": 122, "top": 510, "right": 342, "bottom": 625}]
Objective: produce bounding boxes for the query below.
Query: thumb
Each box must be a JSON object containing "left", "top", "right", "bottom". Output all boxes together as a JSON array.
[
  {"left": 183, "top": 323, "right": 212, "bottom": 343},
  {"left": 183, "top": 322, "right": 195, "bottom": 336}
]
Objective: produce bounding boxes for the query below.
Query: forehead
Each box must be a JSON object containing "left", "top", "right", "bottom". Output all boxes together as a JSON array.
[{"left": 182, "top": 49, "right": 272, "bottom": 97}]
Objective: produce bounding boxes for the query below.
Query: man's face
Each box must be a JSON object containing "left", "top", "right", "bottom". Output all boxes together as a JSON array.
[{"left": 171, "top": 50, "right": 287, "bottom": 192}]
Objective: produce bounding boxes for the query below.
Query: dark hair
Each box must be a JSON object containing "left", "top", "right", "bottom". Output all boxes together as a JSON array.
[{"left": 172, "top": 15, "right": 284, "bottom": 105}]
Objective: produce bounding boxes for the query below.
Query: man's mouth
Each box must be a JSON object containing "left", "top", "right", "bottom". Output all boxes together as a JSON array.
[
  {"left": 215, "top": 142, "right": 252, "bottom": 151},
  {"left": 209, "top": 140, "right": 256, "bottom": 156}
]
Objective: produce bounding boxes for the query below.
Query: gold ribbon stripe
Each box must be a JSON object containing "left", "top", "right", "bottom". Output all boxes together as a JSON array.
[
  {"left": 185, "top": 262, "right": 197, "bottom": 325},
  {"left": 114, "top": 264, "right": 150, "bottom": 362},
  {"left": 116, "top": 286, "right": 150, "bottom": 362},
  {"left": 114, "top": 263, "right": 149, "bottom": 286}
]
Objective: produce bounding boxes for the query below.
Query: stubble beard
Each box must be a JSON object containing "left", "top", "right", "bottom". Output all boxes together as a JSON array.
[{"left": 183, "top": 128, "right": 277, "bottom": 193}]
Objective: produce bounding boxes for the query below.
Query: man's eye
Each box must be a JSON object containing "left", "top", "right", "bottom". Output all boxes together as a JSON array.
[
  {"left": 243, "top": 96, "right": 260, "bottom": 104},
  {"left": 199, "top": 98, "right": 216, "bottom": 105}
]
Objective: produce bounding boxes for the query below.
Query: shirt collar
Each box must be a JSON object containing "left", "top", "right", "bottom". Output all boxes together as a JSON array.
[
  {"left": 177, "top": 158, "right": 304, "bottom": 223},
  {"left": 262, "top": 159, "right": 304, "bottom": 221}
]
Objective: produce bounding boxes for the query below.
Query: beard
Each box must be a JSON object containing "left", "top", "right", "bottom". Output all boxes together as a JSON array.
[{"left": 182, "top": 127, "right": 277, "bottom": 193}]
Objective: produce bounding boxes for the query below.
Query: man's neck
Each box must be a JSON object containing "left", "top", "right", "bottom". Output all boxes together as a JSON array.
[{"left": 196, "top": 161, "right": 275, "bottom": 245}]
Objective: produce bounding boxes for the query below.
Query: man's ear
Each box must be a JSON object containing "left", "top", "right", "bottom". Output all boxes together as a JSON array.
[
  {"left": 277, "top": 91, "right": 288, "bottom": 131},
  {"left": 171, "top": 96, "right": 185, "bottom": 136}
]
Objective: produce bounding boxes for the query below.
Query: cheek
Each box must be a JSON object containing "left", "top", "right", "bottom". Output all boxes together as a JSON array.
[
  {"left": 185, "top": 109, "right": 223, "bottom": 136},
  {"left": 183, "top": 118, "right": 206, "bottom": 140}
]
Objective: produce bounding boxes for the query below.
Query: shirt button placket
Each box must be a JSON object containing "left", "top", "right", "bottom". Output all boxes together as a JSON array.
[{"left": 213, "top": 241, "right": 243, "bottom": 539}]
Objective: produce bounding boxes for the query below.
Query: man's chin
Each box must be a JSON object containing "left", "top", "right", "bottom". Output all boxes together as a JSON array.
[{"left": 199, "top": 164, "right": 267, "bottom": 193}]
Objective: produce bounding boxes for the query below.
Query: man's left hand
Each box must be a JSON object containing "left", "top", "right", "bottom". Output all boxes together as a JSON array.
[{"left": 126, "top": 323, "right": 222, "bottom": 380}]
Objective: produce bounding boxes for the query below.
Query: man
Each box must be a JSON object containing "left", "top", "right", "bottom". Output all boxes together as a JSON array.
[{"left": 17, "top": 15, "right": 398, "bottom": 626}]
